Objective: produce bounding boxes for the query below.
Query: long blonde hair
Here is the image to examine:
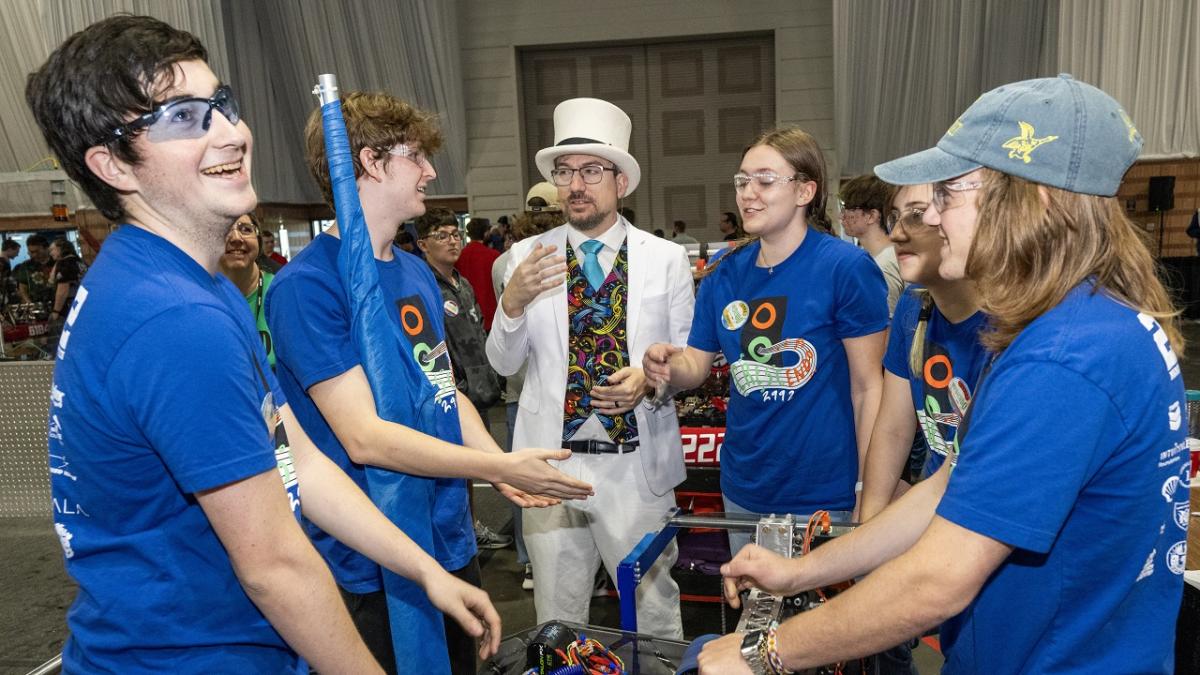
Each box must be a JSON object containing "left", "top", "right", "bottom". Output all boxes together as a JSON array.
[{"left": 967, "top": 169, "right": 1184, "bottom": 356}]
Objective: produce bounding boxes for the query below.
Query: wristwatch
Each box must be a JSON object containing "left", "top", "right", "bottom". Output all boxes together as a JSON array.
[{"left": 740, "top": 629, "right": 768, "bottom": 674}]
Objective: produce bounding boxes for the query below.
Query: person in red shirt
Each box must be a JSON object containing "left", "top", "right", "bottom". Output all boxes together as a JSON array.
[{"left": 455, "top": 217, "right": 500, "bottom": 330}]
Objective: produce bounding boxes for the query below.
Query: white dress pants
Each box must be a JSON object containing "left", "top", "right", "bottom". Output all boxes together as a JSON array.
[{"left": 522, "top": 451, "right": 684, "bottom": 639}]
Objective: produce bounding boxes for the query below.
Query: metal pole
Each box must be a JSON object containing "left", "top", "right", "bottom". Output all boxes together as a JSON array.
[{"left": 24, "top": 654, "right": 62, "bottom": 675}]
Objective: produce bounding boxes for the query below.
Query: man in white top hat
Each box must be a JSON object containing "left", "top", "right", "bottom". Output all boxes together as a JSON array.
[{"left": 487, "top": 98, "right": 693, "bottom": 637}]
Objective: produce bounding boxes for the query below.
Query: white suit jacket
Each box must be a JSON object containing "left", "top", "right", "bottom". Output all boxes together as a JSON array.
[{"left": 486, "top": 219, "right": 694, "bottom": 496}]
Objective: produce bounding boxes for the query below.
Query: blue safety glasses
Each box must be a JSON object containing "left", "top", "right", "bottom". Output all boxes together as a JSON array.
[{"left": 105, "top": 84, "right": 240, "bottom": 143}]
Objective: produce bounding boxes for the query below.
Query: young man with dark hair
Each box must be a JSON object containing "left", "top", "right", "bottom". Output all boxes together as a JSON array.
[
  {"left": 672, "top": 219, "right": 699, "bottom": 246},
  {"left": 416, "top": 208, "right": 501, "bottom": 416},
  {"left": 13, "top": 233, "right": 54, "bottom": 304},
  {"left": 26, "top": 15, "right": 497, "bottom": 673},
  {"left": 840, "top": 173, "right": 903, "bottom": 316},
  {"left": 718, "top": 210, "right": 741, "bottom": 241},
  {"left": 269, "top": 90, "right": 590, "bottom": 674}
]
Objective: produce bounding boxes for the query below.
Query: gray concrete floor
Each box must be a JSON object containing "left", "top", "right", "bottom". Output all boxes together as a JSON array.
[{"left": 7, "top": 321, "right": 1200, "bottom": 673}]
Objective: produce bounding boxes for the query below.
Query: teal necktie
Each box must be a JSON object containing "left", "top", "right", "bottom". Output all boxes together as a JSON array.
[{"left": 580, "top": 239, "right": 605, "bottom": 291}]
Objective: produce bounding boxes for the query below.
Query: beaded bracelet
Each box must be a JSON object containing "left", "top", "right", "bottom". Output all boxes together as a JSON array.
[{"left": 765, "top": 620, "right": 794, "bottom": 674}]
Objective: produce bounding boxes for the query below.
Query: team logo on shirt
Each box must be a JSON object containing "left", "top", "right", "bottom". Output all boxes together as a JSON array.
[
  {"left": 261, "top": 391, "right": 301, "bottom": 516},
  {"left": 1169, "top": 401, "right": 1183, "bottom": 431},
  {"left": 722, "top": 300, "right": 749, "bottom": 330},
  {"left": 397, "top": 295, "right": 458, "bottom": 411},
  {"left": 729, "top": 297, "right": 817, "bottom": 400},
  {"left": 1162, "top": 463, "right": 1192, "bottom": 531},
  {"left": 1166, "top": 541, "right": 1187, "bottom": 575},
  {"left": 916, "top": 343, "right": 975, "bottom": 461}
]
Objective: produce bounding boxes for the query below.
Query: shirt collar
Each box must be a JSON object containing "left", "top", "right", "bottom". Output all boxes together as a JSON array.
[{"left": 566, "top": 216, "right": 628, "bottom": 253}]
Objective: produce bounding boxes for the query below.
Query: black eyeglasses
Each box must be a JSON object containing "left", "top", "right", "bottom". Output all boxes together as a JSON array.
[
  {"left": 105, "top": 84, "right": 240, "bottom": 144},
  {"left": 550, "top": 165, "right": 616, "bottom": 186}
]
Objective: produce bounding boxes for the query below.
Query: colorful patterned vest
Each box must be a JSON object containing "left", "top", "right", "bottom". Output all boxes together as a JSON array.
[{"left": 563, "top": 239, "right": 638, "bottom": 443}]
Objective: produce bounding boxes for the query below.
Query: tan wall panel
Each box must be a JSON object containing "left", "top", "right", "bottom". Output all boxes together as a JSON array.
[{"left": 460, "top": 1, "right": 836, "bottom": 221}]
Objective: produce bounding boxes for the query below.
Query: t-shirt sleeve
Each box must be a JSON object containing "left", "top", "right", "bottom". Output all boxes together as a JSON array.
[
  {"left": 883, "top": 292, "right": 918, "bottom": 379},
  {"left": 266, "top": 273, "right": 360, "bottom": 390},
  {"left": 55, "top": 259, "right": 81, "bottom": 284},
  {"left": 936, "top": 360, "right": 1121, "bottom": 553},
  {"left": 833, "top": 251, "right": 890, "bottom": 339},
  {"left": 687, "top": 269, "right": 721, "bottom": 353},
  {"left": 109, "top": 308, "right": 277, "bottom": 494}
]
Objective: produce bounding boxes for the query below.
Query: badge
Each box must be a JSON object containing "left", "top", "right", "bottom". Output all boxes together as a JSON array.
[
  {"left": 722, "top": 300, "right": 749, "bottom": 330},
  {"left": 444, "top": 300, "right": 459, "bottom": 317},
  {"left": 260, "top": 391, "right": 275, "bottom": 432}
]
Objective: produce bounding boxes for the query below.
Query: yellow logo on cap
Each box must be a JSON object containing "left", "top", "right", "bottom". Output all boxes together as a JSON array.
[
  {"left": 946, "top": 118, "right": 964, "bottom": 137},
  {"left": 1119, "top": 110, "right": 1138, "bottom": 144},
  {"left": 1002, "top": 122, "right": 1058, "bottom": 164}
]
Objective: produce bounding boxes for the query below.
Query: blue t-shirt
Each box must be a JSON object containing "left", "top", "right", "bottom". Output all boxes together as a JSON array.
[
  {"left": 267, "top": 233, "right": 475, "bottom": 591},
  {"left": 689, "top": 233, "right": 888, "bottom": 513},
  {"left": 50, "top": 226, "right": 302, "bottom": 673},
  {"left": 882, "top": 287, "right": 989, "bottom": 476},
  {"left": 936, "top": 282, "right": 1187, "bottom": 673}
]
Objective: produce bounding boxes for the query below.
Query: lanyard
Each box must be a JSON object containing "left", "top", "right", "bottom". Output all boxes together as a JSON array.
[{"left": 252, "top": 269, "right": 264, "bottom": 324}]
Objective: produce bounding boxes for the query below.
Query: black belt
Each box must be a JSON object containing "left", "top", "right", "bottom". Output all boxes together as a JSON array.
[{"left": 562, "top": 439, "right": 640, "bottom": 454}]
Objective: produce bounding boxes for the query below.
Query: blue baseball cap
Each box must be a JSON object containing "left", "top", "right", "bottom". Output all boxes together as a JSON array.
[{"left": 875, "top": 74, "right": 1142, "bottom": 196}]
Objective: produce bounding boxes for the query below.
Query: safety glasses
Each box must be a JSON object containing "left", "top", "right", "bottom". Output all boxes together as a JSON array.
[{"left": 105, "top": 84, "right": 240, "bottom": 143}]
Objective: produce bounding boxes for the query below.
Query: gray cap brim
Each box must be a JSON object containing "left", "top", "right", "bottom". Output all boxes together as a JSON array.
[{"left": 874, "top": 146, "right": 981, "bottom": 186}]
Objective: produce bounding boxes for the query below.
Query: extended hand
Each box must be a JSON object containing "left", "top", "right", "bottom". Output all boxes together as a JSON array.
[
  {"left": 500, "top": 448, "right": 593, "bottom": 500},
  {"left": 642, "top": 343, "right": 681, "bottom": 385},
  {"left": 698, "top": 633, "right": 754, "bottom": 675},
  {"left": 721, "top": 544, "right": 801, "bottom": 607},
  {"left": 500, "top": 243, "right": 566, "bottom": 318},
  {"left": 494, "top": 481, "right": 559, "bottom": 508},
  {"left": 590, "top": 366, "right": 651, "bottom": 415},
  {"left": 424, "top": 572, "right": 502, "bottom": 660}
]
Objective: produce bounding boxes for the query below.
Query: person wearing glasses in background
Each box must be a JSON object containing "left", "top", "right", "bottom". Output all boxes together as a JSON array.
[
  {"left": 645, "top": 126, "right": 888, "bottom": 556},
  {"left": 27, "top": 16, "right": 502, "bottom": 673},
  {"left": 268, "top": 90, "right": 590, "bottom": 674},
  {"left": 857, "top": 185, "right": 988, "bottom": 525},
  {"left": 839, "top": 174, "right": 903, "bottom": 318},
  {"left": 487, "top": 97, "right": 693, "bottom": 638},
  {"left": 851, "top": 183, "right": 989, "bottom": 674},
  {"left": 702, "top": 76, "right": 1186, "bottom": 674},
  {"left": 415, "top": 207, "right": 509, "bottom": 553},
  {"left": 218, "top": 213, "right": 275, "bottom": 366}
]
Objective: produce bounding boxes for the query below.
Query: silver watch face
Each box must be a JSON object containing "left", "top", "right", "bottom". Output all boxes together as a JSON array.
[{"left": 740, "top": 630, "right": 766, "bottom": 670}]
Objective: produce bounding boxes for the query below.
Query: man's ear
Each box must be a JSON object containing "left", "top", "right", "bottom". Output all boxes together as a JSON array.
[
  {"left": 84, "top": 145, "right": 137, "bottom": 192},
  {"left": 359, "top": 145, "right": 387, "bottom": 182},
  {"left": 615, "top": 171, "right": 629, "bottom": 199}
]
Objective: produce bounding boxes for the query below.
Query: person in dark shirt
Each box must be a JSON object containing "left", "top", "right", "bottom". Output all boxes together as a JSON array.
[
  {"left": 14, "top": 233, "right": 54, "bottom": 305},
  {"left": 418, "top": 209, "right": 501, "bottom": 412},
  {"left": 48, "top": 237, "right": 87, "bottom": 322}
]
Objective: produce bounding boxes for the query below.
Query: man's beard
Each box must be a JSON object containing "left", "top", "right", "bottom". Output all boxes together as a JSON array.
[{"left": 566, "top": 191, "right": 610, "bottom": 232}]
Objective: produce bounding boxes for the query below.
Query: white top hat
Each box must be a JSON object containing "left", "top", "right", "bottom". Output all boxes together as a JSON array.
[{"left": 534, "top": 98, "right": 641, "bottom": 194}]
